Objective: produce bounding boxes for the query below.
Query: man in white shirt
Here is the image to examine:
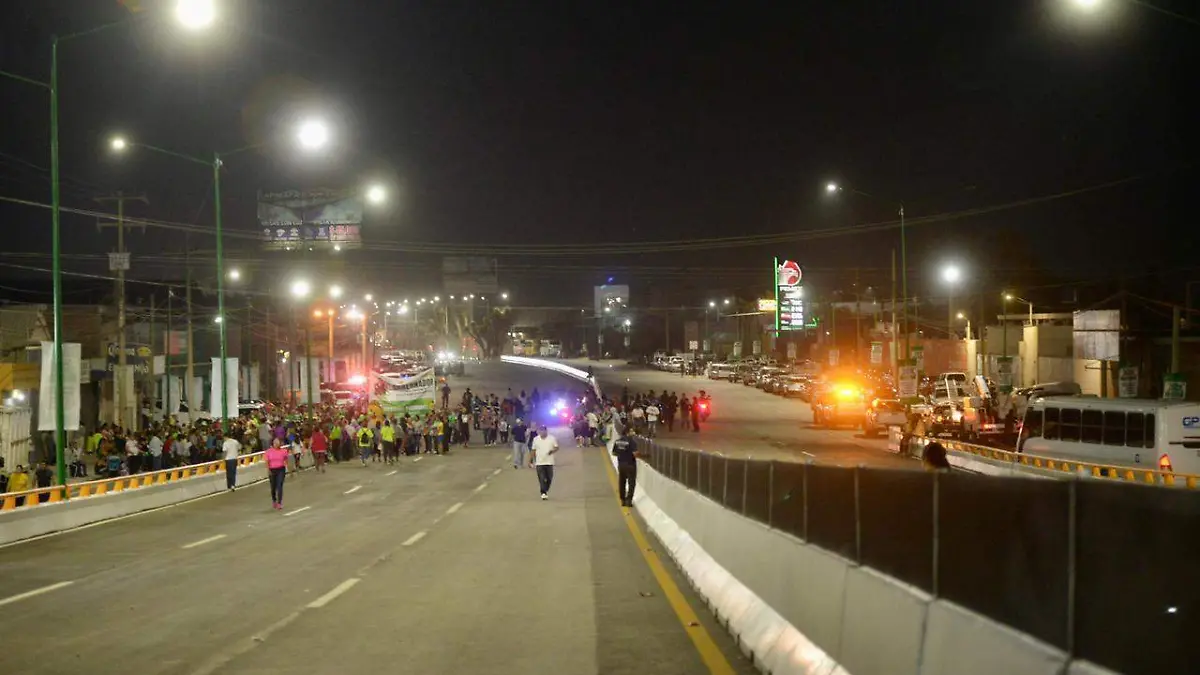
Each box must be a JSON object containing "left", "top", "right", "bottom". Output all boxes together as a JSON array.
[
  {"left": 645, "top": 402, "right": 660, "bottom": 438},
  {"left": 529, "top": 425, "right": 559, "bottom": 500},
  {"left": 585, "top": 410, "right": 599, "bottom": 447},
  {"left": 222, "top": 433, "right": 242, "bottom": 491},
  {"left": 148, "top": 433, "right": 164, "bottom": 472}
]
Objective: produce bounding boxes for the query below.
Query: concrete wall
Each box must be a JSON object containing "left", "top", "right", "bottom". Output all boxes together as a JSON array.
[
  {"left": 628, "top": 457, "right": 1109, "bottom": 675},
  {"left": 0, "top": 461, "right": 268, "bottom": 546}
]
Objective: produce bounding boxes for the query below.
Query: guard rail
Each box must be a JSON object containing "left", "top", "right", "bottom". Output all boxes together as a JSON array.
[{"left": 0, "top": 452, "right": 265, "bottom": 512}]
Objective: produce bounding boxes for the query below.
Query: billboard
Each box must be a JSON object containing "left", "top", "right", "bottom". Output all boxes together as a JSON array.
[
  {"left": 774, "top": 258, "right": 805, "bottom": 332},
  {"left": 1073, "top": 310, "right": 1119, "bottom": 362},
  {"left": 442, "top": 257, "right": 498, "bottom": 295},
  {"left": 258, "top": 188, "right": 363, "bottom": 250}
]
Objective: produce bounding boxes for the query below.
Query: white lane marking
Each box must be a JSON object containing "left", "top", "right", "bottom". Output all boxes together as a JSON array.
[
  {"left": 491, "top": 468, "right": 502, "bottom": 476},
  {"left": 0, "top": 580, "right": 75, "bottom": 608},
  {"left": 473, "top": 483, "right": 488, "bottom": 494},
  {"left": 283, "top": 506, "right": 312, "bottom": 517},
  {"left": 413, "top": 456, "right": 423, "bottom": 463},
  {"left": 446, "top": 502, "right": 463, "bottom": 515},
  {"left": 344, "top": 485, "right": 362, "bottom": 495},
  {"left": 402, "top": 531, "right": 426, "bottom": 546},
  {"left": 385, "top": 470, "right": 398, "bottom": 476},
  {"left": 181, "top": 534, "right": 227, "bottom": 549},
  {"left": 306, "top": 578, "right": 361, "bottom": 609}
]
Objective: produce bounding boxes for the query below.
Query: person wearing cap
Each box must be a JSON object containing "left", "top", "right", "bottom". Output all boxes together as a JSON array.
[
  {"left": 529, "top": 425, "right": 559, "bottom": 500},
  {"left": 510, "top": 417, "right": 529, "bottom": 469}
]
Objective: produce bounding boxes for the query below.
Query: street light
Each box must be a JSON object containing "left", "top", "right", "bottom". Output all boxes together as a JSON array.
[
  {"left": 290, "top": 280, "right": 316, "bottom": 414},
  {"left": 366, "top": 184, "right": 386, "bottom": 205},
  {"left": 501, "top": 292, "right": 509, "bottom": 300},
  {"left": 1072, "top": 0, "right": 1101, "bottom": 10},
  {"left": 941, "top": 263, "right": 963, "bottom": 338},
  {"left": 956, "top": 311, "right": 972, "bottom": 340},
  {"left": 297, "top": 119, "right": 330, "bottom": 150},
  {"left": 176, "top": 0, "right": 217, "bottom": 29},
  {"left": 364, "top": 293, "right": 373, "bottom": 302},
  {"left": 329, "top": 284, "right": 343, "bottom": 299},
  {"left": 110, "top": 136, "right": 128, "bottom": 151},
  {"left": 228, "top": 268, "right": 241, "bottom": 281}
]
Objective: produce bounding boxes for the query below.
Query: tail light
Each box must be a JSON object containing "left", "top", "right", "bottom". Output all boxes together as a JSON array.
[{"left": 1158, "top": 453, "right": 1173, "bottom": 473}]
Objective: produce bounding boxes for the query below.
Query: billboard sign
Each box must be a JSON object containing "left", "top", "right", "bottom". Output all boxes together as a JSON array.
[
  {"left": 774, "top": 258, "right": 805, "bottom": 332},
  {"left": 444, "top": 257, "right": 499, "bottom": 295},
  {"left": 1073, "top": 309, "right": 1120, "bottom": 362},
  {"left": 757, "top": 298, "right": 777, "bottom": 312},
  {"left": 258, "top": 188, "right": 363, "bottom": 250},
  {"left": 106, "top": 342, "right": 152, "bottom": 376}
]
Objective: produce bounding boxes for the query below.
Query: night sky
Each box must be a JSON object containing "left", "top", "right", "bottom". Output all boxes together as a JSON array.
[{"left": 1, "top": 0, "right": 1196, "bottom": 306}]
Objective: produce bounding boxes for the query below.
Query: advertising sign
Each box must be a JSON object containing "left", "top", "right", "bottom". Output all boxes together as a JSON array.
[
  {"left": 1163, "top": 373, "right": 1187, "bottom": 401},
  {"left": 752, "top": 340, "right": 761, "bottom": 355},
  {"left": 688, "top": 340, "right": 699, "bottom": 351},
  {"left": 898, "top": 364, "right": 919, "bottom": 401},
  {"left": 209, "top": 357, "right": 240, "bottom": 419},
  {"left": 870, "top": 342, "right": 883, "bottom": 365},
  {"left": 910, "top": 345, "right": 925, "bottom": 373},
  {"left": 106, "top": 343, "right": 152, "bottom": 376},
  {"left": 733, "top": 341, "right": 743, "bottom": 358},
  {"left": 757, "top": 298, "right": 777, "bottom": 312},
  {"left": 996, "top": 356, "right": 1014, "bottom": 392},
  {"left": 1118, "top": 366, "right": 1138, "bottom": 398},
  {"left": 446, "top": 257, "right": 500, "bottom": 295},
  {"left": 258, "top": 188, "right": 364, "bottom": 251},
  {"left": 774, "top": 258, "right": 805, "bottom": 332},
  {"left": 786, "top": 342, "right": 796, "bottom": 360}
]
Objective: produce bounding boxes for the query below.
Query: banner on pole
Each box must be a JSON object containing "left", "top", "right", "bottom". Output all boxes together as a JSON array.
[
  {"left": 189, "top": 376, "right": 205, "bottom": 412},
  {"left": 38, "top": 342, "right": 82, "bottom": 431},
  {"left": 209, "top": 357, "right": 240, "bottom": 419},
  {"left": 160, "top": 375, "right": 182, "bottom": 415}
]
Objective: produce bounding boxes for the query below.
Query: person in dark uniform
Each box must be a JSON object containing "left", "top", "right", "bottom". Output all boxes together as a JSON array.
[{"left": 611, "top": 431, "right": 641, "bottom": 507}]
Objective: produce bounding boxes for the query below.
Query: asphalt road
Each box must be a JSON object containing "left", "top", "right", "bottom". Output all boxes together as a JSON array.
[
  {"left": 568, "top": 359, "right": 916, "bottom": 468},
  {"left": 0, "top": 362, "right": 755, "bottom": 675}
]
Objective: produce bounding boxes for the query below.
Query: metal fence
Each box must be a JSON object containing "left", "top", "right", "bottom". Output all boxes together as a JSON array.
[{"left": 640, "top": 440, "right": 1198, "bottom": 675}]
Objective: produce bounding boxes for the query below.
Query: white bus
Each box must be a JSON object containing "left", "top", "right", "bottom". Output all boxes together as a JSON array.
[{"left": 1017, "top": 396, "right": 1200, "bottom": 475}]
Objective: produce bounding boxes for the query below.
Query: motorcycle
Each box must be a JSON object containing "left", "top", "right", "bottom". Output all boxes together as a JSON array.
[{"left": 697, "top": 391, "right": 712, "bottom": 422}]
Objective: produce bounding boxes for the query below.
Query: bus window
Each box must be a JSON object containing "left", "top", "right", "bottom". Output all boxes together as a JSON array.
[
  {"left": 1024, "top": 408, "right": 1043, "bottom": 438},
  {"left": 1081, "top": 409, "right": 1103, "bottom": 444},
  {"left": 1043, "top": 407, "right": 1060, "bottom": 440},
  {"left": 1144, "top": 413, "right": 1156, "bottom": 448},
  {"left": 1060, "top": 408, "right": 1081, "bottom": 442},
  {"left": 1126, "top": 412, "right": 1145, "bottom": 447},
  {"left": 1102, "top": 411, "right": 1126, "bottom": 445}
]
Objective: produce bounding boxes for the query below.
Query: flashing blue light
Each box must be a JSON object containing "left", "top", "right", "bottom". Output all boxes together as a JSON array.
[{"left": 607, "top": 276, "right": 614, "bottom": 283}]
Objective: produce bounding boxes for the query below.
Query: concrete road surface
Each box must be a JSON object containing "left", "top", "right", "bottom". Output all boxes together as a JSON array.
[
  {"left": 0, "top": 362, "right": 755, "bottom": 675},
  {"left": 564, "top": 359, "right": 916, "bottom": 468}
]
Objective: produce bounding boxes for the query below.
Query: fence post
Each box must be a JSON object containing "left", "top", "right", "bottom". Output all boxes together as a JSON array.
[
  {"left": 742, "top": 458, "right": 750, "bottom": 516},
  {"left": 1066, "top": 478, "right": 1078, "bottom": 658},
  {"left": 722, "top": 456, "right": 729, "bottom": 505},
  {"left": 767, "top": 462, "right": 775, "bottom": 526},
  {"left": 802, "top": 460, "right": 810, "bottom": 541},
  {"left": 932, "top": 470, "right": 941, "bottom": 597},
  {"left": 853, "top": 465, "right": 862, "bottom": 563}
]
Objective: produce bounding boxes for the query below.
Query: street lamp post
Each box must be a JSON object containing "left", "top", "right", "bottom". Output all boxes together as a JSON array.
[
  {"left": 942, "top": 264, "right": 962, "bottom": 338},
  {"left": 290, "top": 280, "right": 313, "bottom": 415}
]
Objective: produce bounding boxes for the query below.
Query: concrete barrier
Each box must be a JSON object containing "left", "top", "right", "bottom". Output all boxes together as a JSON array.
[
  {"left": 838, "top": 566, "right": 928, "bottom": 675},
  {"left": 919, "top": 599, "right": 1066, "bottom": 675},
  {"left": 0, "top": 458, "right": 268, "bottom": 546}
]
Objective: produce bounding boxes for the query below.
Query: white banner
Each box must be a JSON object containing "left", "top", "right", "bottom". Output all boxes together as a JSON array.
[
  {"left": 160, "top": 375, "right": 182, "bottom": 415},
  {"left": 38, "top": 341, "right": 81, "bottom": 431},
  {"left": 189, "top": 376, "right": 205, "bottom": 412},
  {"left": 249, "top": 364, "right": 261, "bottom": 400},
  {"left": 210, "top": 357, "right": 240, "bottom": 419}
]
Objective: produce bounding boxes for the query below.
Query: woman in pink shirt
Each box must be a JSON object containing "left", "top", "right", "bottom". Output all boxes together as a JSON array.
[{"left": 265, "top": 437, "right": 290, "bottom": 510}]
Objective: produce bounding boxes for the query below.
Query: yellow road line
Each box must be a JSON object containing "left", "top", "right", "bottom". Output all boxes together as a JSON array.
[{"left": 603, "top": 453, "right": 736, "bottom": 675}]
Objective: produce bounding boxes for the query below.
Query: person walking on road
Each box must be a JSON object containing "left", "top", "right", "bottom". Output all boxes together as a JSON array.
[
  {"left": 612, "top": 430, "right": 641, "bottom": 507},
  {"left": 689, "top": 396, "right": 701, "bottom": 433},
  {"left": 265, "top": 438, "right": 289, "bottom": 510},
  {"left": 529, "top": 424, "right": 559, "bottom": 500},
  {"left": 222, "top": 432, "right": 242, "bottom": 491},
  {"left": 511, "top": 418, "right": 529, "bottom": 469},
  {"left": 311, "top": 424, "right": 329, "bottom": 473},
  {"left": 357, "top": 422, "right": 374, "bottom": 466}
]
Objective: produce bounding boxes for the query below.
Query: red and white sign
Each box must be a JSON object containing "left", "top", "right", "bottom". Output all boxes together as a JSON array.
[{"left": 778, "top": 260, "right": 802, "bottom": 287}]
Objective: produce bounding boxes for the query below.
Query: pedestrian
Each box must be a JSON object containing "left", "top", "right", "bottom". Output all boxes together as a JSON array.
[
  {"left": 529, "top": 424, "right": 559, "bottom": 500},
  {"left": 265, "top": 438, "right": 289, "bottom": 510},
  {"left": 222, "top": 432, "right": 241, "bottom": 491},
  {"left": 381, "top": 419, "right": 396, "bottom": 464},
  {"left": 689, "top": 396, "right": 701, "bottom": 433},
  {"left": 357, "top": 422, "right": 374, "bottom": 465},
  {"left": 922, "top": 441, "right": 951, "bottom": 472},
  {"left": 511, "top": 418, "right": 529, "bottom": 469},
  {"left": 612, "top": 430, "right": 641, "bottom": 507},
  {"left": 34, "top": 461, "right": 54, "bottom": 503},
  {"left": 645, "top": 401, "right": 660, "bottom": 438},
  {"left": 498, "top": 417, "right": 510, "bottom": 444},
  {"left": 311, "top": 424, "right": 328, "bottom": 472}
]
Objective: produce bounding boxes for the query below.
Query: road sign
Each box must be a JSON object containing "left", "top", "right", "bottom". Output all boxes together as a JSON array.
[
  {"left": 688, "top": 340, "right": 699, "bottom": 351},
  {"left": 898, "top": 364, "right": 919, "bottom": 400},
  {"left": 1118, "top": 366, "right": 1138, "bottom": 398},
  {"left": 108, "top": 252, "right": 130, "bottom": 271}
]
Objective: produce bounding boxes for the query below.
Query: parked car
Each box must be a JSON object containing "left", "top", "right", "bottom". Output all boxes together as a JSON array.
[{"left": 777, "top": 375, "right": 809, "bottom": 398}]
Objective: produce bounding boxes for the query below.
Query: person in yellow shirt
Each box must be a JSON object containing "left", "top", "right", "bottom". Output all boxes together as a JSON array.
[{"left": 380, "top": 419, "right": 396, "bottom": 465}]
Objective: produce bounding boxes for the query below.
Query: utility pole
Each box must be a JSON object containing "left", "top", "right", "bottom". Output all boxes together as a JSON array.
[
  {"left": 891, "top": 249, "right": 897, "bottom": 374},
  {"left": 165, "top": 287, "right": 173, "bottom": 423},
  {"left": 185, "top": 254, "right": 195, "bottom": 412},
  {"left": 95, "top": 191, "right": 147, "bottom": 428},
  {"left": 854, "top": 267, "right": 861, "bottom": 365}
]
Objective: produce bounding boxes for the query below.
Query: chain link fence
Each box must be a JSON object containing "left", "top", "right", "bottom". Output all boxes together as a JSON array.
[{"left": 637, "top": 439, "right": 1197, "bottom": 675}]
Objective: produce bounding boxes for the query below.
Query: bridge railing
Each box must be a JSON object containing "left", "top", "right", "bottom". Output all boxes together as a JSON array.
[
  {"left": 0, "top": 452, "right": 265, "bottom": 512},
  {"left": 636, "top": 439, "right": 1195, "bottom": 675}
]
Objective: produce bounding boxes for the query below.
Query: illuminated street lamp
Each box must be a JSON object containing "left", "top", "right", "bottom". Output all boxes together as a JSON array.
[
  {"left": 228, "top": 268, "right": 241, "bottom": 281},
  {"left": 366, "top": 183, "right": 387, "bottom": 205},
  {"left": 297, "top": 119, "right": 330, "bottom": 151},
  {"left": 330, "top": 284, "right": 344, "bottom": 299},
  {"left": 0, "top": 0, "right": 217, "bottom": 486}
]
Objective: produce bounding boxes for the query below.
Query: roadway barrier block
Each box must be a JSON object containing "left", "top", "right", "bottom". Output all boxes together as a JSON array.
[
  {"left": 919, "top": 600, "right": 1066, "bottom": 675},
  {"left": 156, "top": 472, "right": 168, "bottom": 485},
  {"left": 762, "top": 623, "right": 844, "bottom": 675},
  {"left": 836, "top": 566, "right": 929, "bottom": 675}
]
